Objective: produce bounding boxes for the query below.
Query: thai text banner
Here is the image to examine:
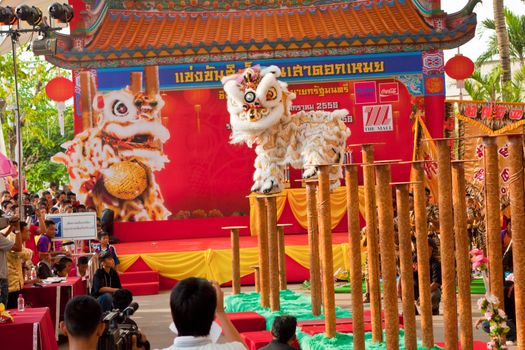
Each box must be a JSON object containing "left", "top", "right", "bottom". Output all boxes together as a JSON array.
[{"left": 96, "top": 52, "right": 423, "bottom": 90}]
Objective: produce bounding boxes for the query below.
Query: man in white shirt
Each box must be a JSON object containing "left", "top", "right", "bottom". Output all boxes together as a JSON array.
[{"left": 163, "top": 278, "right": 246, "bottom": 350}]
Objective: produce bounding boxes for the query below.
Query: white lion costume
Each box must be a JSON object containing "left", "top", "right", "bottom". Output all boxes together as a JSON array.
[
  {"left": 222, "top": 65, "right": 350, "bottom": 193},
  {"left": 52, "top": 89, "right": 171, "bottom": 221}
]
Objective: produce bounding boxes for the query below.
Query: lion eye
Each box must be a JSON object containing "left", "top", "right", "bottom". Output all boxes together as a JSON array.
[
  {"left": 112, "top": 101, "right": 129, "bottom": 117},
  {"left": 266, "top": 87, "right": 277, "bottom": 101}
]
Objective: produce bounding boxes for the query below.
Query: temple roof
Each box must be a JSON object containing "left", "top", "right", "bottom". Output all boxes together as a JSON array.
[{"left": 46, "top": 0, "right": 478, "bottom": 69}]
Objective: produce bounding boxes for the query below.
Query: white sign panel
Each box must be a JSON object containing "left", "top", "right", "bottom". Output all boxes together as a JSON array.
[
  {"left": 362, "top": 104, "right": 393, "bottom": 132},
  {"left": 46, "top": 212, "right": 98, "bottom": 240}
]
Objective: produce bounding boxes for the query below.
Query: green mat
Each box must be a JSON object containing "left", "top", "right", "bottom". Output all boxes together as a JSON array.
[
  {"left": 333, "top": 278, "right": 487, "bottom": 295},
  {"left": 225, "top": 289, "right": 352, "bottom": 330},
  {"left": 297, "top": 329, "right": 444, "bottom": 350}
]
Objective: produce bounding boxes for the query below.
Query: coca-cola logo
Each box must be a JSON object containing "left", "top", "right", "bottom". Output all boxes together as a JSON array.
[
  {"left": 378, "top": 82, "right": 399, "bottom": 102},
  {"left": 380, "top": 87, "right": 398, "bottom": 95}
]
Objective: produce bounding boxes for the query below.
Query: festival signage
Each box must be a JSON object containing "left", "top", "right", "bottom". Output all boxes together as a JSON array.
[
  {"left": 379, "top": 82, "right": 400, "bottom": 103},
  {"left": 46, "top": 212, "right": 98, "bottom": 240},
  {"left": 354, "top": 81, "right": 377, "bottom": 104},
  {"left": 362, "top": 105, "right": 394, "bottom": 132}
]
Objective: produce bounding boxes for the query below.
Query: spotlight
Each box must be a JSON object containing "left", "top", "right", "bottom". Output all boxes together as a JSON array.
[
  {"left": 49, "top": 3, "right": 74, "bottom": 23},
  {"left": 15, "top": 5, "right": 43, "bottom": 26},
  {"left": 0, "top": 6, "right": 17, "bottom": 25}
]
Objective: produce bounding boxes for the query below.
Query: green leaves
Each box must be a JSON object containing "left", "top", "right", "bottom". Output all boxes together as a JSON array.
[{"left": 0, "top": 44, "right": 74, "bottom": 191}]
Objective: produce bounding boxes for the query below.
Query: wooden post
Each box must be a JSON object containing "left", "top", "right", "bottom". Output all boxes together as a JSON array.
[
  {"left": 266, "top": 196, "right": 280, "bottom": 311},
  {"left": 436, "top": 139, "right": 459, "bottom": 350},
  {"left": 412, "top": 162, "right": 434, "bottom": 348},
  {"left": 144, "top": 65, "right": 159, "bottom": 97},
  {"left": 251, "top": 266, "right": 260, "bottom": 293},
  {"left": 255, "top": 197, "right": 270, "bottom": 307},
  {"left": 451, "top": 163, "right": 473, "bottom": 350},
  {"left": 483, "top": 137, "right": 505, "bottom": 304},
  {"left": 507, "top": 135, "right": 525, "bottom": 347},
  {"left": 395, "top": 183, "right": 417, "bottom": 350},
  {"left": 361, "top": 144, "right": 382, "bottom": 343},
  {"left": 317, "top": 165, "right": 336, "bottom": 338},
  {"left": 375, "top": 164, "right": 399, "bottom": 349},
  {"left": 80, "top": 71, "right": 93, "bottom": 131},
  {"left": 345, "top": 164, "right": 364, "bottom": 350},
  {"left": 305, "top": 181, "right": 322, "bottom": 316},
  {"left": 130, "top": 71, "right": 143, "bottom": 95},
  {"left": 222, "top": 226, "right": 248, "bottom": 295},
  {"left": 277, "top": 224, "right": 292, "bottom": 290}
]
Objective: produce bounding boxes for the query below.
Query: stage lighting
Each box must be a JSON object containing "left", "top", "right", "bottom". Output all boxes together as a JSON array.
[
  {"left": 15, "top": 5, "right": 43, "bottom": 26},
  {"left": 0, "top": 6, "right": 17, "bottom": 25},
  {"left": 49, "top": 3, "right": 74, "bottom": 23},
  {"left": 32, "top": 37, "right": 57, "bottom": 56}
]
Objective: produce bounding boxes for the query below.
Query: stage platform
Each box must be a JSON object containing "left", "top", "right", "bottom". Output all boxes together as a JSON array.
[{"left": 115, "top": 232, "right": 351, "bottom": 290}]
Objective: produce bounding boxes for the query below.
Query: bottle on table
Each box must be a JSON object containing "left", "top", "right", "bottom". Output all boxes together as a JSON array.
[
  {"left": 30, "top": 266, "right": 37, "bottom": 280},
  {"left": 17, "top": 294, "right": 25, "bottom": 312}
]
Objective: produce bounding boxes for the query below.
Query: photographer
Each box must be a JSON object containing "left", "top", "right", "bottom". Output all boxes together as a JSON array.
[{"left": 61, "top": 295, "right": 148, "bottom": 350}]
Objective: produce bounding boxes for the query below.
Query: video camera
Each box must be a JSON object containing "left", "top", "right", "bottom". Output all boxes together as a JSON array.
[
  {"left": 97, "top": 302, "right": 150, "bottom": 350},
  {"left": 0, "top": 213, "right": 19, "bottom": 230}
]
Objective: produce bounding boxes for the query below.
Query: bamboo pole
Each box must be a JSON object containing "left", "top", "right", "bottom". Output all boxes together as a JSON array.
[
  {"left": 395, "top": 183, "right": 417, "bottom": 350},
  {"left": 375, "top": 164, "right": 399, "bottom": 349},
  {"left": 317, "top": 165, "right": 336, "bottom": 338},
  {"left": 277, "top": 224, "right": 292, "bottom": 290},
  {"left": 222, "top": 226, "right": 247, "bottom": 295},
  {"left": 482, "top": 137, "right": 504, "bottom": 304},
  {"left": 251, "top": 266, "right": 260, "bottom": 293},
  {"left": 144, "top": 65, "right": 159, "bottom": 97},
  {"left": 412, "top": 162, "right": 434, "bottom": 348},
  {"left": 361, "top": 145, "right": 382, "bottom": 343},
  {"left": 345, "top": 164, "right": 364, "bottom": 350},
  {"left": 266, "top": 196, "right": 280, "bottom": 311},
  {"left": 255, "top": 197, "right": 270, "bottom": 307},
  {"left": 451, "top": 163, "right": 473, "bottom": 350},
  {"left": 507, "top": 135, "right": 525, "bottom": 348},
  {"left": 306, "top": 181, "right": 322, "bottom": 316},
  {"left": 436, "top": 139, "right": 459, "bottom": 350}
]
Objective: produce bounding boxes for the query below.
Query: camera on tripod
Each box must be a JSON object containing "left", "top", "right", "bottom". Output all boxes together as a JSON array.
[{"left": 97, "top": 302, "right": 149, "bottom": 350}]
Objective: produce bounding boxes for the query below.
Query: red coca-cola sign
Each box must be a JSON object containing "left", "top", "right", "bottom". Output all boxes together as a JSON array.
[{"left": 378, "top": 82, "right": 399, "bottom": 102}]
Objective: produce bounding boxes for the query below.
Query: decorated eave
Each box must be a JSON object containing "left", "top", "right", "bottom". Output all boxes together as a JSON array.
[{"left": 46, "top": 0, "right": 478, "bottom": 69}]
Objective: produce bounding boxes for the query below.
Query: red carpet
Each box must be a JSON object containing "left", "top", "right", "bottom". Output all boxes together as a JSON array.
[{"left": 115, "top": 232, "right": 350, "bottom": 255}]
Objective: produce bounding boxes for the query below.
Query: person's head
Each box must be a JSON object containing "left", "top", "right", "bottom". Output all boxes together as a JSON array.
[
  {"left": 271, "top": 315, "right": 297, "bottom": 345},
  {"left": 1, "top": 200, "right": 13, "bottom": 213},
  {"left": 44, "top": 220, "right": 56, "bottom": 238},
  {"left": 59, "top": 256, "right": 73, "bottom": 274},
  {"left": 87, "top": 206, "right": 97, "bottom": 214},
  {"left": 61, "top": 296, "right": 104, "bottom": 346},
  {"left": 170, "top": 277, "right": 217, "bottom": 336},
  {"left": 506, "top": 219, "right": 512, "bottom": 237},
  {"left": 99, "top": 251, "right": 115, "bottom": 270},
  {"left": 1, "top": 190, "right": 11, "bottom": 202},
  {"left": 60, "top": 199, "right": 71, "bottom": 208},
  {"left": 19, "top": 222, "right": 30, "bottom": 242},
  {"left": 49, "top": 182, "right": 58, "bottom": 192},
  {"left": 77, "top": 256, "right": 89, "bottom": 277},
  {"left": 42, "top": 190, "right": 52, "bottom": 203},
  {"left": 63, "top": 205, "right": 73, "bottom": 214},
  {"left": 113, "top": 288, "right": 133, "bottom": 311},
  {"left": 50, "top": 207, "right": 59, "bottom": 214},
  {"left": 57, "top": 191, "right": 67, "bottom": 202},
  {"left": 76, "top": 204, "right": 86, "bottom": 213},
  {"left": 99, "top": 232, "right": 110, "bottom": 246},
  {"left": 54, "top": 261, "right": 69, "bottom": 277},
  {"left": 425, "top": 188, "right": 432, "bottom": 205},
  {"left": 67, "top": 192, "right": 77, "bottom": 202},
  {"left": 38, "top": 202, "right": 48, "bottom": 213}
]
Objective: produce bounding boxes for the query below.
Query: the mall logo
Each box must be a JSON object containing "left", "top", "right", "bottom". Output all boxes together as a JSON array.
[{"left": 379, "top": 82, "right": 399, "bottom": 103}]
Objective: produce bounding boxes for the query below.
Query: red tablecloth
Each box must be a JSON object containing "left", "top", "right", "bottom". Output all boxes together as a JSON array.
[
  {"left": 0, "top": 307, "right": 58, "bottom": 350},
  {"left": 22, "top": 277, "right": 86, "bottom": 338},
  {"left": 221, "top": 312, "right": 266, "bottom": 333}
]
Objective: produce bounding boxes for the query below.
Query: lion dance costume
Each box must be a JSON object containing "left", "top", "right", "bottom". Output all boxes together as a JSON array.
[
  {"left": 222, "top": 65, "right": 350, "bottom": 193},
  {"left": 53, "top": 89, "right": 171, "bottom": 221}
]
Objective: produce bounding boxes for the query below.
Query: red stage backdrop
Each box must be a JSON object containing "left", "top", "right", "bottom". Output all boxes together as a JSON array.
[{"left": 70, "top": 53, "right": 442, "bottom": 230}]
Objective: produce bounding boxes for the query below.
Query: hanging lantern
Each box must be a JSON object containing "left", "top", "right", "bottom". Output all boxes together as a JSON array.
[
  {"left": 45, "top": 76, "right": 74, "bottom": 136},
  {"left": 445, "top": 54, "right": 475, "bottom": 81},
  {"left": 183, "top": 89, "right": 210, "bottom": 133}
]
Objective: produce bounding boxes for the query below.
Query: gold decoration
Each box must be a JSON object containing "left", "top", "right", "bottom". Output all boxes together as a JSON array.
[{"left": 103, "top": 161, "right": 148, "bottom": 200}]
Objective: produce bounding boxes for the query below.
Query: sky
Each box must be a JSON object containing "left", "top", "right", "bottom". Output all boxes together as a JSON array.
[{"left": 442, "top": 0, "right": 525, "bottom": 61}]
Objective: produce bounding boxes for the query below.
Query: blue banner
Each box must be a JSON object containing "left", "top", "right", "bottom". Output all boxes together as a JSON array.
[{"left": 96, "top": 52, "right": 423, "bottom": 91}]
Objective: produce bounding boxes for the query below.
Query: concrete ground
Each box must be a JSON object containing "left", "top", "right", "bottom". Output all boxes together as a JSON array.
[{"left": 59, "top": 284, "right": 511, "bottom": 349}]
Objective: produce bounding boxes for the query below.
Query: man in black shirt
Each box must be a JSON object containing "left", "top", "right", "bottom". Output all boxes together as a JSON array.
[
  {"left": 261, "top": 316, "right": 298, "bottom": 350},
  {"left": 91, "top": 251, "right": 122, "bottom": 312},
  {"left": 413, "top": 238, "right": 442, "bottom": 315}
]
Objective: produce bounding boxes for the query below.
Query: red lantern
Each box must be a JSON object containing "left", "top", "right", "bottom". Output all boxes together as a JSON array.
[
  {"left": 445, "top": 54, "right": 475, "bottom": 80},
  {"left": 45, "top": 76, "right": 74, "bottom": 102}
]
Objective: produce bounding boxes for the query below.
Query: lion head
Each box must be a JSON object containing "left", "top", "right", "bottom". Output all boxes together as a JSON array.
[
  {"left": 93, "top": 89, "right": 170, "bottom": 170},
  {"left": 222, "top": 65, "right": 295, "bottom": 144}
]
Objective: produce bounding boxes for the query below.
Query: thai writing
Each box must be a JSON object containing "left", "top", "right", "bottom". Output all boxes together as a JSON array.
[
  {"left": 174, "top": 64, "right": 237, "bottom": 84},
  {"left": 290, "top": 83, "right": 349, "bottom": 97},
  {"left": 280, "top": 62, "right": 384, "bottom": 78},
  {"left": 290, "top": 104, "right": 315, "bottom": 112}
]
